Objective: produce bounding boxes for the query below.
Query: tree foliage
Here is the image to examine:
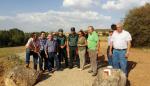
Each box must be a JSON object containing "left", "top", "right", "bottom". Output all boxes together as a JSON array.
[
  {"left": 0, "top": 28, "right": 25, "bottom": 47},
  {"left": 124, "top": 3, "right": 150, "bottom": 47}
]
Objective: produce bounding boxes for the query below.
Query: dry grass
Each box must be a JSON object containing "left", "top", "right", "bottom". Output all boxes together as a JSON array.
[{"left": 0, "top": 46, "right": 25, "bottom": 58}]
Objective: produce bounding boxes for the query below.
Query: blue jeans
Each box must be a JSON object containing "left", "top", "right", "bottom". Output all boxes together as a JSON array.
[
  {"left": 112, "top": 49, "right": 127, "bottom": 75},
  {"left": 26, "top": 48, "right": 38, "bottom": 70},
  {"left": 48, "top": 52, "right": 59, "bottom": 69}
]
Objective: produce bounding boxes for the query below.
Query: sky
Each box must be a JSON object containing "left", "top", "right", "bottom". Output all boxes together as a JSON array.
[{"left": 0, "top": 0, "right": 149, "bottom": 32}]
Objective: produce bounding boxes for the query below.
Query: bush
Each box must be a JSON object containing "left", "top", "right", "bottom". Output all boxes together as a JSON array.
[{"left": 124, "top": 3, "right": 150, "bottom": 47}]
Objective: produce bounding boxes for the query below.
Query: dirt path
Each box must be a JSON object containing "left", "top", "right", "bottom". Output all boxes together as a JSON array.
[
  {"left": 17, "top": 53, "right": 96, "bottom": 86},
  {"left": 36, "top": 67, "right": 95, "bottom": 86}
]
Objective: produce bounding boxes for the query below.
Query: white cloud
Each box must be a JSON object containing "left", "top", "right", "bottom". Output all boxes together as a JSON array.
[
  {"left": 0, "top": 10, "right": 111, "bottom": 32},
  {"left": 102, "top": 0, "right": 150, "bottom": 10},
  {"left": 63, "top": 0, "right": 100, "bottom": 9}
]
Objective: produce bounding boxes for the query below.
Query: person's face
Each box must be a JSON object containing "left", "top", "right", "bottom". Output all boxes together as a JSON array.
[
  {"left": 88, "top": 27, "right": 92, "bottom": 34},
  {"left": 78, "top": 32, "right": 82, "bottom": 37},
  {"left": 47, "top": 34, "right": 53, "bottom": 40},
  {"left": 109, "top": 32, "right": 113, "bottom": 36},
  {"left": 33, "top": 34, "right": 37, "bottom": 40},
  {"left": 41, "top": 33, "right": 46, "bottom": 38},
  {"left": 59, "top": 32, "right": 63, "bottom": 36},
  {"left": 116, "top": 25, "right": 123, "bottom": 33},
  {"left": 71, "top": 31, "right": 75, "bottom": 34}
]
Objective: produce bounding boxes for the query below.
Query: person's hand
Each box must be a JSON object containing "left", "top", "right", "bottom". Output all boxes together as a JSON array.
[
  {"left": 125, "top": 52, "right": 129, "bottom": 58},
  {"left": 60, "top": 46, "right": 64, "bottom": 49},
  {"left": 77, "top": 44, "right": 81, "bottom": 47}
]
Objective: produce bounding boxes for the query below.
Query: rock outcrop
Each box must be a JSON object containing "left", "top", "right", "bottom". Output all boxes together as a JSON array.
[
  {"left": 93, "top": 68, "right": 126, "bottom": 86},
  {"left": 4, "top": 66, "right": 40, "bottom": 86}
]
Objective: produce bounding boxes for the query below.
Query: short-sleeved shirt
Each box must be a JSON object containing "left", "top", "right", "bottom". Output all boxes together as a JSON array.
[
  {"left": 68, "top": 34, "right": 78, "bottom": 47},
  {"left": 78, "top": 36, "right": 86, "bottom": 51},
  {"left": 25, "top": 38, "right": 40, "bottom": 51},
  {"left": 39, "top": 37, "right": 47, "bottom": 51},
  {"left": 111, "top": 30, "right": 132, "bottom": 49},
  {"left": 57, "top": 35, "right": 66, "bottom": 46},
  {"left": 87, "top": 31, "right": 99, "bottom": 50},
  {"left": 45, "top": 40, "right": 58, "bottom": 53}
]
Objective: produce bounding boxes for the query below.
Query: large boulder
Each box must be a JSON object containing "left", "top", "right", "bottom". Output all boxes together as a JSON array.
[
  {"left": 4, "top": 66, "right": 40, "bottom": 86},
  {"left": 93, "top": 68, "right": 126, "bottom": 86}
]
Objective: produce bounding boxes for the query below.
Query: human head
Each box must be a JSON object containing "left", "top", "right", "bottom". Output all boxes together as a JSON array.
[
  {"left": 31, "top": 32, "right": 37, "bottom": 40},
  {"left": 78, "top": 30, "right": 85, "bottom": 37},
  {"left": 109, "top": 30, "right": 113, "bottom": 36},
  {"left": 88, "top": 26, "right": 94, "bottom": 34},
  {"left": 111, "top": 24, "right": 117, "bottom": 31},
  {"left": 40, "top": 31, "right": 46, "bottom": 39},
  {"left": 47, "top": 33, "right": 53, "bottom": 40},
  {"left": 116, "top": 23, "right": 123, "bottom": 33},
  {"left": 71, "top": 27, "right": 75, "bottom": 34},
  {"left": 58, "top": 28, "right": 63, "bottom": 36}
]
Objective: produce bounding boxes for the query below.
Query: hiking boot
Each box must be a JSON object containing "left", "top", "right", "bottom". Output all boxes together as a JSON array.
[{"left": 88, "top": 70, "right": 93, "bottom": 73}]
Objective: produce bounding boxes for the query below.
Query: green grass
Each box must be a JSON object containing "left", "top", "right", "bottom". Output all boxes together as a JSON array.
[{"left": 0, "top": 46, "right": 25, "bottom": 58}]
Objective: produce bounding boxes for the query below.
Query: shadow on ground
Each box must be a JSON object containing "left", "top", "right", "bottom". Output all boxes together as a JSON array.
[
  {"left": 126, "top": 61, "right": 137, "bottom": 86},
  {"left": 36, "top": 72, "right": 51, "bottom": 84}
]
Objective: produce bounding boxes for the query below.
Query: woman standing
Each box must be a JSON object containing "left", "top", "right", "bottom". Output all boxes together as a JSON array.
[{"left": 77, "top": 30, "right": 87, "bottom": 70}]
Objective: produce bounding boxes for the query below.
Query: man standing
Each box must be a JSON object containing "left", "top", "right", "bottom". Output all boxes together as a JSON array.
[
  {"left": 87, "top": 26, "right": 99, "bottom": 76},
  {"left": 39, "top": 31, "right": 47, "bottom": 72},
  {"left": 25, "top": 33, "right": 40, "bottom": 70},
  {"left": 68, "top": 27, "right": 79, "bottom": 69},
  {"left": 57, "top": 29, "right": 68, "bottom": 68},
  {"left": 45, "top": 34, "right": 59, "bottom": 71},
  {"left": 109, "top": 23, "right": 132, "bottom": 76}
]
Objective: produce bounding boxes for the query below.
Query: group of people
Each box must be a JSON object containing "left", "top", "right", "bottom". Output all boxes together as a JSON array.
[
  {"left": 25, "top": 26, "right": 99, "bottom": 76},
  {"left": 25, "top": 23, "right": 132, "bottom": 77}
]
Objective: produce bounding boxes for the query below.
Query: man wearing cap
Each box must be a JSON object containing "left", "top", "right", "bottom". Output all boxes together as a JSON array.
[
  {"left": 57, "top": 29, "right": 68, "bottom": 68},
  {"left": 109, "top": 23, "right": 132, "bottom": 76},
  {"left": 87, "top": 26, "right": 99, "bottom": 76},
  {"left": 67, "top": 27, "right": 79, "bottom": 69}
]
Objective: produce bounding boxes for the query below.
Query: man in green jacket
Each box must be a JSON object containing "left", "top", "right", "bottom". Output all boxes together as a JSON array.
[
  {"left": 57, "top": 29, "right": 68, "bottom": 68},
  {"left": 68, "top": 27, "right": 79, "bottom": 69},
  {"left": 87, "top": 26, "right": 99, "bottom": 76}
]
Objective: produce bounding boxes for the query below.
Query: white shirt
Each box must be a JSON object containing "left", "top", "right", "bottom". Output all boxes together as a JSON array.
[
  {"left": 111, "top": 30, "right": 132, "bottom": 49},
  {"left": 25, "top": 38, "right": 40, "bottom": 50}
]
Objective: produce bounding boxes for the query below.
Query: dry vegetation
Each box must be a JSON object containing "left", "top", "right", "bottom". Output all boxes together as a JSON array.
[
  {"left": 0, "top": 46, "right": 25, "bottom": 86},
  {"left": 0, "top": 46, "right": 25, "bottom": 58},
  {"left": 0, "top": 41, "right": 150, "bottom": 86}
]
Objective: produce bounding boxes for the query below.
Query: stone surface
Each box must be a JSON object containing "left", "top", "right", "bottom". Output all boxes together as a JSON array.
[
  {"left": 4, "top": 66, "right": 40, "bottom": 86},
  {"left": 93, "top": 68, "right": 126, "bottom": 86}
]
